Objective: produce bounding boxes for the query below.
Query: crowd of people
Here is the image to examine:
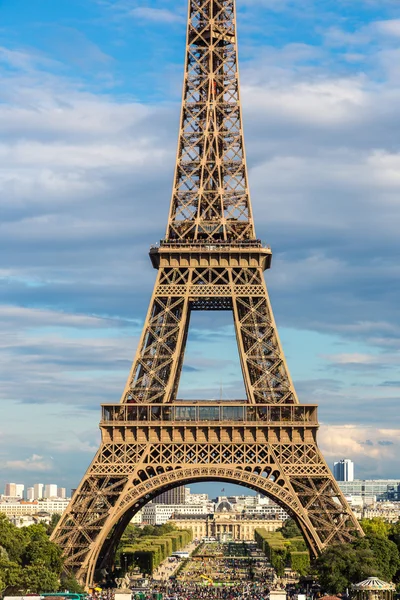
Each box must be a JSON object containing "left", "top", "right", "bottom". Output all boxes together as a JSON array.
[
  {"left": 152, "top": 580, "right": 273, "bottom": 600},
  {"left": 175, "top": 542, "right": 274, "bottom": 586},
  {"left": 88, "top": 590, "right": 116, "bottom": 600},
  {"left": 132, "top": 542, "right": 275, "bottom": 600}
]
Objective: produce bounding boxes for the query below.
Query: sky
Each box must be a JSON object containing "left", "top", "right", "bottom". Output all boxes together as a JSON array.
[{"left": 1, "top": 0, "right": 400, "bottom": 499}]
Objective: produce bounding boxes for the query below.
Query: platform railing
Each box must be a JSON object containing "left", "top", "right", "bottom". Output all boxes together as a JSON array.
[{"left": 100, "top": 402, "right": 318, "bottom": 425}]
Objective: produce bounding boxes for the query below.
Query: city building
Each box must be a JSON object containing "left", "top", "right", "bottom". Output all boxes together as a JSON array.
[
  {"left": 8, "top": 515, "right": 38, "bottom": 528},
  {"left": 334, "top": 459, "right": 354, "bottom": 482},
  {"left": 185, "top": 488, "right": 209, "bottom": 505},
  {"left": 33, "top": 483, "right": 44, "bottom": 499},
  {"left": 130, "top": 510, "right": 143, "bottom": 525},
  {"left": 15, "top": 484, "right": 25, "bottom": 499},
  {"left": 44, "top": 484, "right": 58, "bottom": 498},
  {"left": 0, "top": 499, "right": 69, "bottom": 517},
  {"left": 142, "top": 502, "right": 211, "bottom": 525},
  {"left": 8, "top": 513, "right": 52, "bottom": 528},
  {"left": 171, "top": 513, "right": 283, "bottom": 541},
  {"left": 344, "top": 495, "right": 400, "bottom": 522},
  {"left": 338, "top": 480, "right": 400, "bottom": 500},
  {"left": 4, "top": 483, "right": 15, "bottom": 496},
  {"left": 57, "top": 487, "right": 66, "bottom": 499},
  {"left": 4, "top": 483, "right": 24, "bottom": 498},
  {"left": 27, "top": 487, "right": 34, "bottom": 501},
  {"left": 153, "top": 486, "right": 186, "bottom": 505},
  {"left": 362, "top": 502, "right": 400, "bottom": 523},
  {"left": 214, "top": 494, "right": 289, "bottom": 520},
  {"left": 242, "top": 504, "right": 289, "bottom": 520}
]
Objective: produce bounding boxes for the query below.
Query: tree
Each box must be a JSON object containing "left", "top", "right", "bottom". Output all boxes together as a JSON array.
[
  {"left": 316, "top": 543, "right": 377, "bottom": 594},
  {"left": 361, "top": 518, "right": 391, "bottom": 539},
  {"left": 21, "top": 523, "right": 63, "bottom": 573},
  {"left": 0, "top": 515, "right": 28, "bottom": 562},
  {"left": 279, "top": 519, "right": 301, "bottom": 539},
  {"left": 19, "top": 562, "right": 59, "bottom": 593},
  {"left": 158, "top": 523, "right": 176, "bottom": 536},
  {"left": 47, "top": 513, "right": 61, "bottom": 535},
  {"left": 0, "top": 560, "right": 24, "bottom": 595},
  {"left": 358, "top": 533, "right": 400, "bottom": 582},
  {"left": 0, "top": 571, "right": 5, "bottom": 595},
  {"left": 141, "top": 525, "right": 156, "bottom": 537},
  {"left": 59, "top": 574, "right": 84, "bottom": 593},
  {"left": 290, "top": 552, "right": 310, "bottom": 576},
  {"left": 121, "top": 524, "right": 141, "bottom": 545},
  {"left": 0, "top": 519, "right": 64, "bottom": 594}
]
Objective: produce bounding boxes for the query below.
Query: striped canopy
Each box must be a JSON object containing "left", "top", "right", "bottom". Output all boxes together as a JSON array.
[{"left": 352, "top": 577, "right": 395, "bottom": 591}]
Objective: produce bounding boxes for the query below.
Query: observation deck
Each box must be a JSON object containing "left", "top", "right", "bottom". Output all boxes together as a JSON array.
[
  {"left": 100, "top": 402, "right": 318, "bottom": 426},
  {"left": 149, "top": 239, "right": 272, "bottom": 271}
]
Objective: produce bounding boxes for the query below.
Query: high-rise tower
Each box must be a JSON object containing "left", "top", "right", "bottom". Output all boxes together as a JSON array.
[
  {"left": 334, "top": 459, "right": 355, "bottom": 482},
  {"left": 52, "top": 0, "right": 363, "bottom": 586}
]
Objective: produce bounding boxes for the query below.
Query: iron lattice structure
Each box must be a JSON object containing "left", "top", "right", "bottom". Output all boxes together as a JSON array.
[{"left": 52, "top": 0, "right": 363, "bottom": 587}]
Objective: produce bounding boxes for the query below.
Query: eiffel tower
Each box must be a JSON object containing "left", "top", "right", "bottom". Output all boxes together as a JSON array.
[{"left": 52, "top": 0, "right": 363, "bottom": 587}]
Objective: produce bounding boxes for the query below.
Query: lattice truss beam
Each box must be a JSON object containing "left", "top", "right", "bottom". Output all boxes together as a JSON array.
[
  {"left": 121, "top": 265, "right": 297, "bottom": 405},
  {"left": 52, "top": 430, "right": 361, "bottom": 587},
  {"left": 167, "top": 0, "right": 254, "bottom": 242}
]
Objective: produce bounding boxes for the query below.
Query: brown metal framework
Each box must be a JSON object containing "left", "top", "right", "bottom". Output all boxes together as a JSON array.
[{"left": 52, "top": 0, "right": 363, "bottom": 587}]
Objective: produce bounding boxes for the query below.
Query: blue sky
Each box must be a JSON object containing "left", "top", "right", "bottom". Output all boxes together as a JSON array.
[{"left": 1, "top": 0, "right": 400, "bottom": 498}]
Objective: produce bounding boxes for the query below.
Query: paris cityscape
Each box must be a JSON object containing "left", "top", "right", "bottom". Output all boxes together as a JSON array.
[{"left": 1, "top": 0, "right": 400, "bottom": 599}]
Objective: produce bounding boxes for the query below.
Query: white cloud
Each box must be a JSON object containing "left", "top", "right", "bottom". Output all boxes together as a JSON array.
[
  {"left": 374, "top": 19, "right": 400, "bottom": 38},
  {"left": 0, "top": 305, "right": 123, "bottom": 330},
  {"left": 1, "top": 454, "right": 52, "bottom": 472},
  {"left": 129, "top": 7, "right": 184, "bottom": 23},
  {"left": 319, "top": 425, "right": 400, "bottom": 477},
  {"left": 322, "top": 352, "right": 400, "bottom": 367},
  {"left": 244, "top": 77, "right": 367, "bottom": 126},
  {"left": 323, "top": 353, "right": 376, "bottom": 365},
  {"left": 50, "top": 439, "right": 99, "bottom": 454}
]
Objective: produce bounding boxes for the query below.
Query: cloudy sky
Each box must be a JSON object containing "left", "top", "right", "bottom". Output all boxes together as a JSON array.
[{"left": 1, "top": 0, "right": 400, "bottom": 498}]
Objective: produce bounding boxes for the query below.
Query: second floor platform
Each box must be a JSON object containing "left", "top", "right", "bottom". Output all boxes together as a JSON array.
[{"left": 100, "top": 401, "right": 318, "bottom": 427}]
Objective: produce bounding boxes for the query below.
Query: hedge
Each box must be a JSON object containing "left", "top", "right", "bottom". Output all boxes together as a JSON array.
[
  {"left": 254, "top": 529, "right": 310, "bottom": 577},
  {"left": 290, "top": 551, "right": 310, "bottom": 575},
  {"left": 121, "top": 528, "right": 192, "bottom": 575},
  {"left": 288, "top": 537, "right": 307, "bottom": 552}
]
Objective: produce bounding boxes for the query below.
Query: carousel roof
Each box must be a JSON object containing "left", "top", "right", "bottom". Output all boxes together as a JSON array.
[{"left": 351, "top": 577, "right": 395, "bottom": 591}]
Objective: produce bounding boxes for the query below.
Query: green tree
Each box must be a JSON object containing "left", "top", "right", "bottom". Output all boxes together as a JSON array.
[
  {"left": 47, "top": 513, "right": 61, "bottom": 535},
  {"left": 0, "top": 519, "right": 64, "bottom": 594},
  {"left": 0, "top": 560, "right": 24, "bottom": 595},
  {"left": 358, "top": 533, "right": 400, "bottom": 582},
  {"left": 361, "top": 518, "right": 391, "bottom": 539},
  {"left": 316, "top": 543, "right": 377, "bottom": 594},
  {"left": 19, "top": 562, "right": 59, "bottom": 593},
  {"left": 141, "top": 525, "right": 156, "bottom": 537},
  {"left": 121, "top": 524, "right": 141, "bottom": 545},
  {"left": 20, "top": 523, "right": 63, "bottom": 572},
  {"left": 59, "top": 574, "right": 84, "bottom": 593},
  {"left": 0, "top": 515, "right": 28, "bottom": 562},
  {"left": 157, "top": 523, "right": 176, "bottom": 535},
  {"left": 279, "top": 519, "right": 301, "bottom": 539}
]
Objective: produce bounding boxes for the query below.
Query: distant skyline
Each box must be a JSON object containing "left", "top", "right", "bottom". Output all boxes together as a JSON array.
[{"left": 1, "top": 0, "right": 400, "bottom": 495}]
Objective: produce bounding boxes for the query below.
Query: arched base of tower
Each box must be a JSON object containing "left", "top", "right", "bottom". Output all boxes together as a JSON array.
[{"left": 53, "top": 448, "right": 363, "bottom": 589}]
